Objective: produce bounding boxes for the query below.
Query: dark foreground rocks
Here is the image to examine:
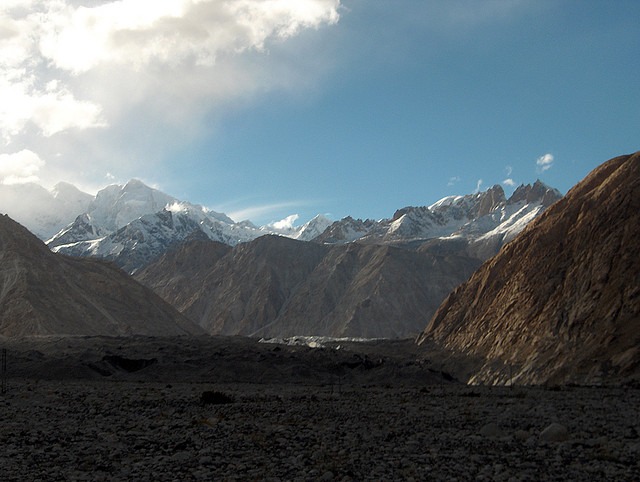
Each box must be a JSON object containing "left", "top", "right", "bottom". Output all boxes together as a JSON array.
[{"left": 0, "top": 336, "right": 638, "bottom": 480}]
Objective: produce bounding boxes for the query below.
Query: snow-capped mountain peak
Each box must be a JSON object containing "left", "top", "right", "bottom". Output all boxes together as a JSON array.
[
  {"left": 87, "top": 179, "right": 177, "bottom": 232},
  {"left": 428, "top": 195, "right": 465, "bottom": 210},
  {"left": 293, "top": 214, "right": 333, "bottom": 241},
  {"left": 43, "top": 179, "right": 335, "bottom": 272},
  {"left": 314, "top": 181, "right": 562, "bottom": 256},
  {"left": 4, "top": 175, "right": 562, "bottom": 274}
]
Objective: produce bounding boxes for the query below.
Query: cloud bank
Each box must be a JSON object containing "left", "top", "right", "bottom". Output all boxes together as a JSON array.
[{"left": 0, "top": 0, "right": 341, "bottom": 186}]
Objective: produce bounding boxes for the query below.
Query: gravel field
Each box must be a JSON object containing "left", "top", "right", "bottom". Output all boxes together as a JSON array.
[{"left": 0, "top": 337, "right": 639, "bottom": 480}]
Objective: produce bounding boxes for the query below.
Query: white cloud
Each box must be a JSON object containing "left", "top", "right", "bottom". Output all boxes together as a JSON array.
[
  {"left": 501, "top": 165, "right": 516, "bottom": 187},
  {"left": 0, "top": 4, "right": 107, "bottom": 141},
  {"left": 474, "top": 178, "right": 483, "bottom": 193},
  {"left": 447, "top": 176, "right": 461, "bottom": 186},
  {"left": 536, "top": 153, "right": 554, "bottom": 172},
  {"left": 0, "top": 76, "right": 105, "bottom": 140},
  {"left": 37, "top": 0, "right": 340, "bottom": 74},
  {"left": 270, "top": 214, "right": 299, "bottom": 230},
  {"left": 0, "top": 0, "right": 341, "bottom": 185},
  {"left": 0, "top": 149, "right": 45, "bottom": 184}
]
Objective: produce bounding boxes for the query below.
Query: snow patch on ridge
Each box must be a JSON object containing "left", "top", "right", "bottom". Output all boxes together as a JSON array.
[{"left": 259, "top": 336, "right": 387, "bottom": 349}]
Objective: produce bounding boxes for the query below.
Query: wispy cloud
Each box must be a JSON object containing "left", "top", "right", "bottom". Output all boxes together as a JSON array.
[
  {"left": 536, "top": 153, "right": 554, "bottom": 172},
  {"left": 225, "top": 200, "right": 310, "bottom": 224},
  {"left": 447, "top": 176, "right": 461, "bottom": 186},
  {"left": 474, "top": 178, "right": 483, "bottom": 193},
  {"left": 503, "top": 165, "right": 515, "bottom": 186}
]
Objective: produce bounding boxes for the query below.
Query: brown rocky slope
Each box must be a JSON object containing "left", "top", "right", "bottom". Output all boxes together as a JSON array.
[
  {"left": 0, "top": 215, "right": 203, "bottom": 336},
  {"left": 135, "top": 235, "right": 482, "bottom": 338},
  {"left": 417, "top": 152, "right": 640, "bottom": 385}
]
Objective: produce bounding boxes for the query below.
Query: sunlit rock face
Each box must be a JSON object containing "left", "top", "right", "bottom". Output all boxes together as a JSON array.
[{"left": 418, "top": 152, "right": 640, "bottom": 386}]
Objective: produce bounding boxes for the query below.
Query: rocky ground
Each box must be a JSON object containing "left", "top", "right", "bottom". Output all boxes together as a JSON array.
[{"left": 0, "top": 336, "right": 638, "bottom": 480}]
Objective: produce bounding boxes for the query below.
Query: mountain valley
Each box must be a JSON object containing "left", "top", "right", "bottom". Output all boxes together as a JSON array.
[{"left": 0, "top": 152, "right": 638, "bottom": 387}]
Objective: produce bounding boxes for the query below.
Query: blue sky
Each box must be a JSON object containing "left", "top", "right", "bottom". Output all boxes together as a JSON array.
[{"left": 1, "top": 1, "right": 638, "bottom": 226}]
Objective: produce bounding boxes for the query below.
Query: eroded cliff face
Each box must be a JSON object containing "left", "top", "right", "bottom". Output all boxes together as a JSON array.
[
  {"left": 418, "top": 152, "right": 640, "bottom": 385},
  {"left": 0, "top": 215, "right": 202, "bottom": 337}
]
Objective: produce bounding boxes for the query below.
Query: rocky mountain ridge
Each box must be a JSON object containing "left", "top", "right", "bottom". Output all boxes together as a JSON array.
[
  {"left": 317, "top": 181, "right": 561, "bottom": 249},
  {"left": 135, "top": 234, "right": 483, "bottom": 338},
  {"left": 0, "top": 214, "right": 203, "bottom": 336},
  {"left": 417, "top": 152, "right": 640, "bottom": 385},
  {"left": 39, "top": 178, "right": 559, "bottom": 273},
  {"left": 0, "top": 173, "right": 564, "bottom": 340},
  {"left": 43, "top": 180, "right": 332, "bottom": 272}
]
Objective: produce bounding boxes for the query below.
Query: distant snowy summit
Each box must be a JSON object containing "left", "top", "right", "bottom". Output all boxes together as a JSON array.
[
  {"left": 0, "top": 177, "right": 561, "bottom": 273},
  {"left": 37, "top": 179, "right": 331, "bottom": 272},
  {"left": 316, "top": 181, "right": 562, "bottom": 259},
  {"left": 0, "top": 181, "right": 93, "bottom": 240}
]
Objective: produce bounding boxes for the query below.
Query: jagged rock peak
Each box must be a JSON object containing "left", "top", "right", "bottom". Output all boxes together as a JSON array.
[
  {"left": 508, "top": 179, "right": 562, "bottom": 207},
  {"left": 475, "top": 184, "right": 506, "bottom": 217},
  {"left": 401, "top": 184, "right": 506, "bottom": 220},
  {"left": 313, "top": 216, "right": 378, "bottom": 244}
]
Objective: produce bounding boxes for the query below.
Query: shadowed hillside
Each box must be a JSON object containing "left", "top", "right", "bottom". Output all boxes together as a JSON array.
[
  {"left": 136, "top": 235, "right": 482, "bottom": 338},
  {"left": 0, "top": 215, "right": 203, "bottom": 336}
]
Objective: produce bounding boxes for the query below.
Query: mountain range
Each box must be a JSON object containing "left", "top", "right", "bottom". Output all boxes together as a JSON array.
[
  {"left": 417, "top": 152, "right": 640, "bottom": 385},
  {"left": 0, "top": 214, "right": 202, "bottom": 337},
  {"left": 0, "top": 174, "right": 561, "bottom": 339},
  {"left": 0, "top": 176, "right": 561, "bottom": 275},
  {"left": 134, "top": 235, "right": 483, "bottom": 338},
  {"left": 0, "top": 151, "right": 637, "bottom": 385},
  {"left": 43, "top": 179, "right": 333, "bottom": 273},
  {"left": 129, "top": 180, "right": 560, "bottom": 339}
]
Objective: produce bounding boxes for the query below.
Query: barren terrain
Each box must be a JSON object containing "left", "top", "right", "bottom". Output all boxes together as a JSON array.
[{"left": 0, "top": 336, "right": 638, "bottom": 480}]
